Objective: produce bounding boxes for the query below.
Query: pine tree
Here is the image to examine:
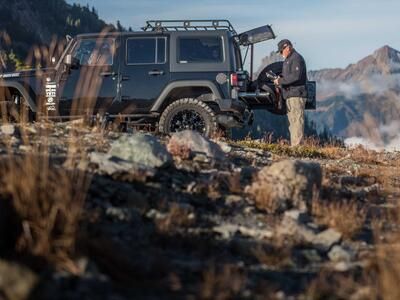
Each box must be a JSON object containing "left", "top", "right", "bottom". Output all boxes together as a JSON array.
[{"left": 116, "top": 20, "right": 124, "bottom": 32}]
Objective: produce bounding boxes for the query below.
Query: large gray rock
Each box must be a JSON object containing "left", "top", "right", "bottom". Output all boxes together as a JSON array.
[
  {"left": 213, "top": 223, "right": 273, "bottom": 240},
  {"left": 167, "top": 130, "right": 225, "bottom": 161},
  {"left": 110, "top": 133, "right": 172, "bottom": 168},
  {"left": 278, "top": 216, "right": 341, "bottom": 253},
  {"left": 328, "top": 245, "right": 354, "bottom": 262},
  {"left": 247, "top": 160, "right": 322, "bottom": 213},
  {"left": 89, "top": 152, "right": 156, "bottom": 180},
  {"left": 0, "top": 124, "right": 15, "bottom": 135},
  {"left": 277, "top": 215, "right": 318, "bottom": 242},
  {"left": 0, "top": 260, "right": 38, "bottom": 300},
  {"left": 312, "top": 228, "right": 342, "bottom": 252}
]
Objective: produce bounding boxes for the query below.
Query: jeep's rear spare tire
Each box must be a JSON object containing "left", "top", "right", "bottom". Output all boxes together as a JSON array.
[{"left": 158, "top": 98, "right": 217, "bottom": 137}]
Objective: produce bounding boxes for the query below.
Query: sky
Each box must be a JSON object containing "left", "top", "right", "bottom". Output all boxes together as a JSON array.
[{"left": 66, "top": 0, "right": 400, "bottom": 71}]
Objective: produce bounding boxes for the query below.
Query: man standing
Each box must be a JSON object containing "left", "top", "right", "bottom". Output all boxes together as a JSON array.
[{"left": 273, "top": 39, "right": 308, "bottom": 146}]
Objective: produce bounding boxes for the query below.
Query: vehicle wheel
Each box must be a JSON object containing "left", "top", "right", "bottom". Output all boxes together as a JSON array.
[
  {"left": 158, "top": 98, "right": 218, "bottom": 137},
  {"left": 7, "top": 94, "right": 34, "bottom": 122}
]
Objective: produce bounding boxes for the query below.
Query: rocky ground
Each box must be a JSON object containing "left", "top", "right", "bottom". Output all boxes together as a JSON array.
[{"left": 0, "top": 121, "right": 399, "bottom": 300}]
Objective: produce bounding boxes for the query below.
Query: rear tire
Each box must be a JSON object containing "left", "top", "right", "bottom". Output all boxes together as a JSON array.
[{"left": 158, "top": 98, "right": 218, "bottom": 137}]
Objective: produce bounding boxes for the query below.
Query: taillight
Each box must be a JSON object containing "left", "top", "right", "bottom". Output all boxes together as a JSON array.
[{"left": 230, "top": 73, "right": 238, "bottom": 87}]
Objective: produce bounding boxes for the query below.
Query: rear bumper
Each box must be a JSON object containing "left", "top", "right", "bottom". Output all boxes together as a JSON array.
[
  {"left": 213, "top": 98, "right": 253, "bottom": 128},
  {"left": 215, "top": 98, "right": 247, "bottom": 113}
]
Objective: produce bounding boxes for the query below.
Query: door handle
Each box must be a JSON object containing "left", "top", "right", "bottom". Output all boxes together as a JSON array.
[
  {"left": 100, "top": 72, "right": 115, "bottom": 77},
  {"left": 121, "top": 75, "right": 130, "bottom": 81},
  {"left": 148, "top": 70, "right": 164, "bottom": 76}
]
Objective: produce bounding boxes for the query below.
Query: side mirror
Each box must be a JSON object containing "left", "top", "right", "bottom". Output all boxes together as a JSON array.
[{"left": 64, "top": 54, "right": 80, "bottom": 69}]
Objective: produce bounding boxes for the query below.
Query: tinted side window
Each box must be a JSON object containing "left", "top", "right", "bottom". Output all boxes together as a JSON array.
[
  {"left": 126, "top": 38, "right": 166, "bottom": 64},
  {"left": 157, "top": 38, "right": 166, "bottom": 63},
  {"left": 73, "top": 38, "right": 115, "bottom": 66},
  {"left": 178, "top": 37, "right": 223, "bottom": 63}
]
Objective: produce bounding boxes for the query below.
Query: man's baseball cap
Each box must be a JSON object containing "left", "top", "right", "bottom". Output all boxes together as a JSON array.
[{"left": 277, "top": 39, "right": 292, "bottom": 53}]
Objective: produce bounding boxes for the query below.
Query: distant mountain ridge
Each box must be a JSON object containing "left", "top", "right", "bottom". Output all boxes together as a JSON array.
[
  {"left": 309, "top": 45, "right": 400, "bottom": 84},
  {"left": 306, "top": 45, "right": 400, "bottom": 148},
  {"left": 250, "top": 45, "right": 400, "bottom": 148}
]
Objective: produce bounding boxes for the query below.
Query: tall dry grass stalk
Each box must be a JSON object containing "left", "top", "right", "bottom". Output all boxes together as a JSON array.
[
  {"left": 312, "top": 199, "right": 367, "bottom": 239},
  {"left": 0, "top": 144, "right": 91, "bottom": 272},
  {"left": 373, "top": 239, "right": 400, "bottom": 300},
  {"left": 200, "top": 264, "right": 246, "bottom": 300},
  {"left": 0, "top": 29, "right": 120, "bottom": 274},
  {"left": 371, "top": 173, "right": 400, "bottom": 300}
]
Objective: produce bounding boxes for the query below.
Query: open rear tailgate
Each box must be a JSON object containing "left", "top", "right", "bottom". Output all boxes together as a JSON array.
[{"left": 238, "top": 25, "right": 276, "bottom": 46}]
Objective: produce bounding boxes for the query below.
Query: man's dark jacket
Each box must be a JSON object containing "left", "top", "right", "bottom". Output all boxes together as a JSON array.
[{"left": 280, "top": 49, "right": 308, "bottom": 99}]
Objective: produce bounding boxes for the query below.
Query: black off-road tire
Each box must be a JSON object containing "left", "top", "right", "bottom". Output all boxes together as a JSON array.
[
  {"left": 1, "top": 94, "right": 34, "bottom": 123},
  {"left": 158, "top": 98, "right": 218, "bottom": 137}
]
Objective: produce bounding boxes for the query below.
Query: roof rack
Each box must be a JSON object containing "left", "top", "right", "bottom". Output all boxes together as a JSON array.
[{"left": 142, "top": 20, "right": 238, "bottom": 35}]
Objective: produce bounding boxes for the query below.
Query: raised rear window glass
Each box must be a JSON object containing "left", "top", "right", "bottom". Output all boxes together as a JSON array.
[
  {"left": 126, "top": 38, "right": 166, "bottom": 64},
  {"left": 178, "top": 37, "right": 223, "bottom": 63}
]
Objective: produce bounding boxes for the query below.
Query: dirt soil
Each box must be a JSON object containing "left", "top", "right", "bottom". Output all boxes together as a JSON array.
[{"left": 0, "top": 122, "right": 399, "bottom": 300}]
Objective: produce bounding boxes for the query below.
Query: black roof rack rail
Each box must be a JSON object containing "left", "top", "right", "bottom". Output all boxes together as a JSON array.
[{"left": 142, "top": 20, "right": 238, "bottom": 35}]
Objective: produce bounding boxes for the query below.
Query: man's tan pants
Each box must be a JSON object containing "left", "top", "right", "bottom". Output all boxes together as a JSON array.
[{"left": 287, "top": 97, "right": 307, "bottom": 146}]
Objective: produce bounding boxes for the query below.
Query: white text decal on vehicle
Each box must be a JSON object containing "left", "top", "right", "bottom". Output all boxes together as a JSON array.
[
  {"left": 0, "top": 73, "right": 20, "bottom": 78},
  {"left": 45, "top": 82, "right": 57, "bottom": 111}
]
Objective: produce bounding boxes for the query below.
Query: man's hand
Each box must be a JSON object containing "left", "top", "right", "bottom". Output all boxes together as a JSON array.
[{"left": 273, "top": 78, "right": 280, "bottom": 86}]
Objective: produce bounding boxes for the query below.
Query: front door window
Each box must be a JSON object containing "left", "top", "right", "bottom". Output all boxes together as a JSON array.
[{"left": 73, "top": 38, "right": 115, "bottom": 66}]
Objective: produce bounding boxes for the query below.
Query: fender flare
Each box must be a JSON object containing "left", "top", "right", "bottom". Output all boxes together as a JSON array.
[
  {"left": 0, "top": 81, "right": 37, "bottom": 112},
  {"left": 150, "top": 80, "right": 222, "bottom": 112}
]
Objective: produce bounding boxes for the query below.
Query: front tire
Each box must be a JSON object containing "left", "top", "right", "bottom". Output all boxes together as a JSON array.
[
  {"left": 158, "top": 98, "right": 218, "bottom": 137},
  {"left": 2, "top": 94, "right": 34, "bottom": 123}
]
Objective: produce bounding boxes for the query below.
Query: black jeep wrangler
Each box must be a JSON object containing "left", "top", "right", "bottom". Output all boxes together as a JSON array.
[{"left": 0, "top": 20, "right": 316, "bottom": 136}]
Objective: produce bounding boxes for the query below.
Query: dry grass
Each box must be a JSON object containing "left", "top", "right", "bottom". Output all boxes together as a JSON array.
[
  {"left": 319, "top": 146, "right": 344, "bottom": 159},
  {"left": 360, "top": 165, "right": 400, "bottom": 195},
  {"left": 371, "top": 202, "right": 400, "bottom": 300},
  {"left": 166, "top": 137, "right": 191, "bottom": 160},
  {"left": 0, "top": 151, "right": 90, "bottom": 272},
  {"left": 232, "top": 139, "right": 330, "bottom": 159},
  {"left": 373, "top": 240, "right": 400, "bottom": 300},
  {"left": 0, "top": 116, "right": 92, "bottom": 273},
  {"left": 200, "top": 264, "right": 246, "bottom": 300},
  {"left": 252, "top": 244, "right": 292, "bottom": 268},
  {"left": 246, "top": 167, "right": 289, "bottom": 214},
  {"left": 250, "top": 182, "right": 283, "bottom": 214},
  {"left": 214, "top": 171, "right": 242, "bottom": 194},
  {"left": 225, "top": 171, "right": 242, "bottom": 194},
  {"left": 211, "top": 127, "right": 227, "bottom": 140},
  {"left": 306, "top": 270, "right": 371, "bottom": 300},
  {"left": 312, "top": 199, "right": 367, "bottom": 239},
  {"left": 348, "top": 145, "right": 381, "bottom": 164},
  {"left": 154, "top": 203, "right": 196, "bottom": 233},
  {"left": 0, "top": 31, "right": 117, "bottom": 278}
]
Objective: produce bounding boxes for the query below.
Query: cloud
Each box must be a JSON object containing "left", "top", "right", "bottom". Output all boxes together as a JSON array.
[
  {"left": 345, "top": 136, "right": 400, "bottom": 152},
  {"left": 345, "top": 120, "right": 400, "bottom": 152},
  {"left": 345, "top": 136, "right": 383, "bottom": 151},
  {"left": 316, "top": 74, "right": 400, "bottom": 99}
]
